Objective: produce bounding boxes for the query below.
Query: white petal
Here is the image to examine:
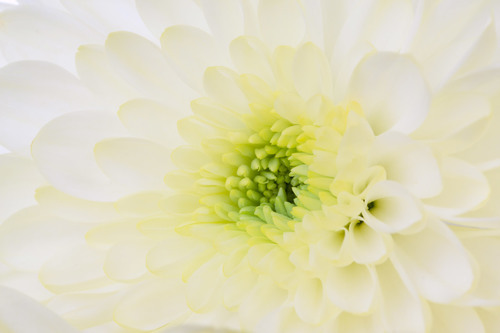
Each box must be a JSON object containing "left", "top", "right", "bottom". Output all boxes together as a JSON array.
[
  {"left": 477, "top": 308, "right": 500, "bottom": 333},
  {"left": 0, "top": 5, "right": 99, "bottom": 72},
  {"left": 292, "top": 42, "right": 333, "bottom": 100},
  {"left": 31, "top": 111, "right": 129, "bottom": 202},
  {"left": 0, "top": 61, "right": 97, "bottom": 154},
  {"left": 369, "top": 132, "right": 442, "bottom": 198},
  {"left": 118, "top": 98, "right": 185, "bottom": 147},
  {"left": 430, "top": 303, "right": 484, "bottom": 333},
  {"left": 376, "top": 260, "right": 427, "bottom": 332},
  {"left": 424, "top": 157, "right": 489, "bottom": 217},
  {"left": 294, "top": 277, "right": 327, "bottom": 325},
  {"left": 105, "top": 31, "right": 194, "bottom": 106},
  {"left": 325, "top": 263, "right": 376, "bottom": 313},
  {"left": 363, "top": 180, "right": 423, "bottom": 233},
  {"left": 199, "top": 0, "right": 244, "bottom": 46},
  {"left": 103, "top": 240, "right": 152, "bottom": 282},
  {"left": 161, "top": 25, "right": 225, "bottom": 92},
  {"left": 349, "top": 222, "right": 390, "bottom": 264},
  {"left": 348, "top": 52, "right": 430, "bottom": 135},
  {"left": 0, "top": 206, "right": 86, "bottom": 271},
  {"left": 462, "top": 237, "right": 500, "bottom": 304},
  {"left": 0, "top": 155, "right": 44, "bottom": 222},
  {"left": 61, "top": 0, "right": 151, "bottom": 37},
  {"left": 186, "top": 256, "right": 225, "bottom": 313},
  {"left": 203, "top": 66, "right": 250, "bottom": 113},
  {"left": 75, "top": 44, "right": 139, "bottom": 107},
  {"left": 39, "top": 244, "right": 110, "bottom": 293},
  {"left": 412, "top": 93, "right": 492, "bottom": 154},
  {"left": 229, "top": 36, "right": 274, "bottom": 84},
  {"left": 94, "top": 137, "right": 173, "bottom": 191},
  {"left": 35, "top": 186, "right": 119, "bottom": 223},
  {"left": 0, "top": 286, "right": 78, "bottom": 333},
  {"left": 392, "top": 219, "right": 475, "bottom": 302},
  {"left": 258, "top": 0, "right": 305, "bottom": 49},
  {"left": 114, "top": 278, "right": 190, "bottom": 331},
  {"left": 135, "top": 0, "right": 209, "bottom": 38}
]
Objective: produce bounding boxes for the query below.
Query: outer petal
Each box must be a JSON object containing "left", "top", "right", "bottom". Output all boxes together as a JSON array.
[
  {"left": 376, "top": 260, "right": 428, "bottom": 332},
  {"left": 348, "top": 52, "right": 430, "bottom": 135},
  {"left": 0, "top": 61, "right": 97, "bottom": 154},
  {"left": 0, "top": 286, "right": 78, "bottom": 333},
  {"left": 392, "top": 220, "right": 475, "bottom": 302},
  {"left": 363, "top": 180, "right": 423, "bottom": 233},
  {"left": 430, "top": 303, "right": 484, "bottom": 333},
  {"left": 0, "top": 5, "right": 99, "bottom": 72},
  {"left": 258, "top": 0, "right": 305, "bottom": 49}
]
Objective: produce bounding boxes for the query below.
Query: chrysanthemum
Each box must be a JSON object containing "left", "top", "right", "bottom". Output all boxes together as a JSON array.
[{"left": 1, "top": 0, "right": 500, "bottom": 332}]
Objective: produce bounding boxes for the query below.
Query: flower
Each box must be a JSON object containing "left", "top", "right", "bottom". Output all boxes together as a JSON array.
[{"left": 1, "top": 0, "right": 500, "bottom": 332}]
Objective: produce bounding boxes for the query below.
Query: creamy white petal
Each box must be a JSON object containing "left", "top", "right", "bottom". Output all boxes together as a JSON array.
[
  {"left": 363, "top": 180, "right": 423, "bottom": 233},
  {"left": 114, "top": 278, "right": 190, "bottom": 331},
  {"left": 0, "top": 286, "right": 79, "bottom": 333},
  {"left": 430, "top": 303, "right": 484, "bottom": 333},
  {"left": 294, "top": 277, "right": 327, "bottom": 324},
  {"left": 118, "top": 98, "right": 186, "bottom": 147},
  {"left": 31, "top": 111, "right": 130, "bottom": 202},
  {"left": 161, "top": 25, "right": 226, "bottom": 92},
  {"left": 0, "top": 206, "right": 87, "bottom": 271},
  {"left": 257, "top": 0, "right": 305, "bottom": 49},
  {"left": 376, "top": 260, "right": 427, "bottom": 332},
  {"left": 425, "top": 157, "right": 489, "bottom": 217},
  {"left": 105, "top": 31, "right": 194, "bottom": 106},
  {"left": 348, "top": 52, "right": 430, "bottom": 135},
  {"left": 392, "top": 220, "right": 475, "bottom": 302},
  {"left": 325, "top": 263, "right": 376, "bottom": 313},
  {"left": 229, "top": 36, "right": 274, "bottom": 84},
  {"left": 0, "top": 155, "right": 44, "bottom": 222},
  {"left": 369, "top": 132, "right": 442, "bottom": 198},
  {"left": 0, "top": 5, "right": 99, "bottom": 72},
  {"left": 135, "top": 0, "right": 209, "bottom": 38},
  {"left": 94, "top": 137, "right": 173, "bottom": 190},
  {"left": 349, "top": 222, "right": 390, "bottom": 264},
  {"left": 199, "top": 0, "right": 244, "bottom": 46},
  {"left": 39, "top": 244, "right": 110, "bottom": 293},
  {"left": 0, "top": 61, "right": 97, "bottom": 154},
  {"left": 103, "top": 240, "right": 152, "bottom": 282},
  {"left": 292, "top": 42, "right": 333, "bottom": 100}
]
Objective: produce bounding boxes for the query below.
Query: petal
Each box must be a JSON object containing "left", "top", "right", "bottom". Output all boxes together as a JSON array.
[
  {"left": 186, "top": 256, "right": 225, "bottom": 313},
  {"left": 349, "top": 222, "right": 390, "bottom": 264},
  {"left": 292, "top": 42, "right": 333, "bottom": 100},
  {"left": 161, "top": 25, "right": 225, "bottom": 92},
  {"left": 430, "top": 304, "right": 484, "bottom": 333},
  {"left": 333, "top": 312, "right": 383, "bottom": 333},
  {"left": 369, "top": 132, "right": 442, "bottom": 198},
  {"left": 35, "top": 186, "right": 119, "bottom": 223},
  {"left": 348, "top": 52, "right": 430, "bottom": 135},
  {"left": 114, "top": 278, "right": 190, "bottom": 331},
  {"left": 325, "top": 263, "right": 376, "bottom": 313},
  {"left": 363, "top": 180, "right": 423, "bottom": 233},
  {"left": 258, "top": 0, "right": 305, "bottom": 49},
  {"left": 31, "top": 111, "right": 129, "bottom": 202},
  {"left": 103, "top": 240, "right": 152, "bottom": 282},
  {"left": 39, "top": 244, "right": 110, "bottom": 293},
  {"left": 199, "top": 0, "right": 244, "bottom": 46},
  {"left": 0, "top": 5, "right": 98, "bottom": 72},
  {"left": 0, "top": 61, "right": 97, "bottom": 154},
  {"left": 412, "top": 93, "right": 492, "bottom": 155},
  {"left": 229, "top": 36, "right": 274, "bottom": 84},
  {"left": 94, "top": 137, "right": 173, "bottom": 191},
  {"left": 424, "top": 157, "right": 489, "bottom": 217},
  {"left": 392, "top": 220, "right": 475, "bottom": 302},
  {"left": 75, "top": 44, "right": 138, "bottom": 106},
  {"left": 0, "top": 286, "right": 79, "bottom": 333},
  {"left": 203, "top": 66, "right": 250, "bottom": 113},
  {"left": 294, "top": 277, "right": 328, "bottom": 325},
  {"left": 105, "top": 31, "right": 194, "bottom": 106},
  {"left": 376, "top": 260, "right": 427, "bottom": 332},
  {"left": 462, "top": 237, "right": 500, "bottom": 304},
  {"left": 0, "top": 206, "right": 87, "bottom": 271},
  {"left": 0, "top": 154, "right": 44, "bottom": 222},
  {"left": 135, "top": 0, "right": 208, "bottom": 38},
  {"left": 118, "top": 98, "right": 185, "bottom": 147}
]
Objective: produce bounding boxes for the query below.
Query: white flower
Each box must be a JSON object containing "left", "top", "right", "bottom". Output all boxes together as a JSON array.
[{"left": 1, "top": 0, "right": 500, "bottom": 332}]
